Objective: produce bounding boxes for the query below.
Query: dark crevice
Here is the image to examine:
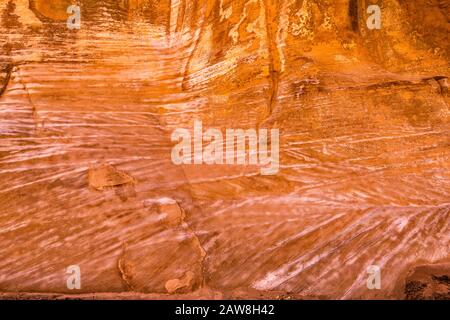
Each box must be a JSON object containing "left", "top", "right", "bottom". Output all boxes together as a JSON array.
[
  {"left": 423, "top": 76, "right": 449, "bottom": 94},
  {"left": 0, "top": 64, "right": 13, "bottom": 97},
  {"left": 425, "top": 75, "right": 448, "bottom": 81},
  {"left": 349, "top": 0, "right": 359, "bottom": 32}
]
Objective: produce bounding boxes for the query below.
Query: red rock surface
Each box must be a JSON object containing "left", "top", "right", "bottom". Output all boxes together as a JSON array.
[{"left": 0, "top": 0, "right": 448, "bottom": 299}]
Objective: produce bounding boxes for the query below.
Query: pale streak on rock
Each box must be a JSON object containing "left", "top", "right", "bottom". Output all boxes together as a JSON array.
[{"left": 165, "top": 271, "right": 195, "bottom": 293}]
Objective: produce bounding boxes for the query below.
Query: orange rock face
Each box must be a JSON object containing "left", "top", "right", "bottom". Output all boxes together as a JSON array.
[{"left": 0, "top": 0, "right": 448, "bottom": 299}]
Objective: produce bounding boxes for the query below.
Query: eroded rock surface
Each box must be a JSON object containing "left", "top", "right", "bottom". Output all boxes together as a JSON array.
[
  {"left": 0, "top": 0, "right": 448, "bottom": 299},
  {"left": 403, "top": 264, "right": 450, "bottom": 300}
]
